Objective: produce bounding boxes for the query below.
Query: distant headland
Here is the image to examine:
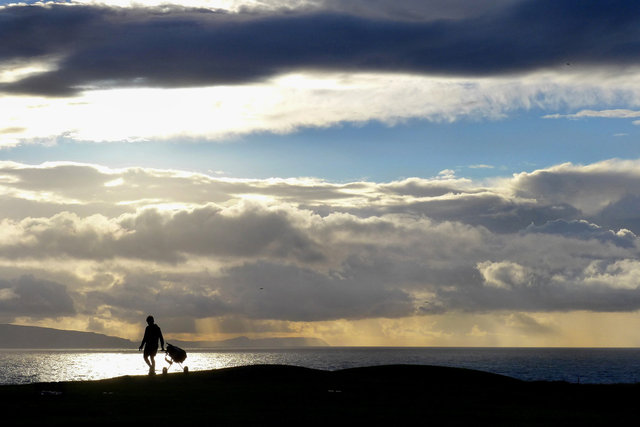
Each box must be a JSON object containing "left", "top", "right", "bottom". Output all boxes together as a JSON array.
[{"left": 0, "top": 324, "right": 329, "bottom": 349}]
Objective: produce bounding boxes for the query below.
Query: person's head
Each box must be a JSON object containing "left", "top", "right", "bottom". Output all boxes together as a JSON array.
[{"left": 146, "top": 315, "right": 154, "bottom": 325}]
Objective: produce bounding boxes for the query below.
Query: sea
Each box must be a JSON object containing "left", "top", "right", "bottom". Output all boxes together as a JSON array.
[{"left": 2, "top": 347, "right": 640, "bottom": 385}]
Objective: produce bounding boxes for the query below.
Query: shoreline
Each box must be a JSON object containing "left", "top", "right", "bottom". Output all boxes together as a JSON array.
[{"left": 3, "top": 364, "right": 639, "bottom": 425}]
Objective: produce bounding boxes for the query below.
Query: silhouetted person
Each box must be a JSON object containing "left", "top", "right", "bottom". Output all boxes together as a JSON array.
[{"left": 139, "top": 315, "right": 164, "bottom": 374}]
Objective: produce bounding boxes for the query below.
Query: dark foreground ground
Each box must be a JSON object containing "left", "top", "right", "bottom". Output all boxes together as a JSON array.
[{"left": 2, "top": 364, "right": 639, "bottom": 426}]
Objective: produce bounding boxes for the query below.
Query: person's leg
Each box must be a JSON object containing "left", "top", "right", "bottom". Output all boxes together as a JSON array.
[
  {"left": 150, "top": 355, "right": 156, "bottom": 371},
  {"left": 143, "top": 354, "right": 151, "bottom": 368}
]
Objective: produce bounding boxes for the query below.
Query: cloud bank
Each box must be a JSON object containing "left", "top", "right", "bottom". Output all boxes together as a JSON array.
[
  {"left": 1, "top": 160, "right": 639, "bottom": 339},
  {"left": 1, "top": 0, "right": 640, "bottom": 144}
]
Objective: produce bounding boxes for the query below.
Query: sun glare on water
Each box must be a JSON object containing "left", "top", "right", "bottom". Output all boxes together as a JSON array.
[{"left": 0, "top": 350, "right": 287, "bottom": 384}]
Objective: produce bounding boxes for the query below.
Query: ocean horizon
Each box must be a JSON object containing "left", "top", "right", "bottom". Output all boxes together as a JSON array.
[{"left": 2, "top": 346, "right": 640, "bottom": 386}]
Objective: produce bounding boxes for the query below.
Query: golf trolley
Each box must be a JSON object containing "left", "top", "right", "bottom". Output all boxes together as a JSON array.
[{"left": 162, "top": 343, "right": 188, "bottom": 374}]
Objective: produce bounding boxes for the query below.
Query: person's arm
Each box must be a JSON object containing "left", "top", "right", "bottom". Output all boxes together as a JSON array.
[
  {"left": 139, "top": 327, "right": 148, "bottom": 350},
  {"left": 159, "top": 326, "right": 165, "bottom": 351}
]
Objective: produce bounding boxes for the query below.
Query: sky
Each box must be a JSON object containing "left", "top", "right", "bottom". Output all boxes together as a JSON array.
[{"left": 2, "top": 0, "right": 640, "bottom": 346}]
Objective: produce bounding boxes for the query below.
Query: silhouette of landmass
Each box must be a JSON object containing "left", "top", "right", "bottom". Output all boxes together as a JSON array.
[
  {"left": 2, "top": 364, "right": 638, "bottom": 425},
  {"left": 0, "top": 324, "right": 328, "bottom": 349},
  {"left": 0, "top": 324, "right": 135, "bottom": 348}
]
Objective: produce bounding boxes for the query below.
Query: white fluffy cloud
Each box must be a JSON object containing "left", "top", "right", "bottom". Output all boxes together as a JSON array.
[{"left": 3, "top": 69, "right": 640, "bottom": 146}]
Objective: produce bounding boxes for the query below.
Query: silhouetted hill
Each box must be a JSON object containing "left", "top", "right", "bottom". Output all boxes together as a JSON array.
[
  {"left": 170, "top": 336, "right": 330, "bottom": 348},
  {"left": 0, "top": 324, "right": 134, "bottom": 348},
  {"left": 3, "top": 364, "right": 640, "bottom": 425}
]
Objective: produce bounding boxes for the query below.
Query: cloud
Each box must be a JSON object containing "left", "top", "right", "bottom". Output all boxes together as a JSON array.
[
  {"left": 511, "top": 160, "right": 640, "bottom": 218},
  {"left": 478, "top": 261, "right": 533, "bottom": 290},
  {"left": 543, "top": 109, "right": 640, "bottom": 120},
  {"left": 216, "top": 261, "right": 415, "bottom": 321},
  {"left": 294, "top": 0, "right": 524, "bottom": 21},
  {"left": 524, "top": 219, "right": 636, "bottom": 248},
  {"left": 380, "top": 191, "right": 581, "bottom": 234},
  {"left": 2, "top": 1, "right": 640, "bottom": 96},
  {"left": 0, "top": 127, "right": 25, "bottom": 135},
  {"left": 504, "top": 313, "right": 554, "bottom": 336},
  {"left": 62, "top": 0, "right": 523, "bottom": 22},
  {"left": 1, "top": 159, "right": 640, "bottom": 331},
  {"left": 595, "top": 194, "right": 640, "bottom": 234},
  {"left": 0, "top": 275, "right": 75, "bottom": 320},
  {"left": 9, "top": 70, "right": 637, "bottom": 145},
  {"left": 0, "top": 203, "right": 325, "bottom": 263}
]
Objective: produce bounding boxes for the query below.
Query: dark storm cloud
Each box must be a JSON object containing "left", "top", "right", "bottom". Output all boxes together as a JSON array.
[
  {"left": 2, "top": 0, "right": 640, "bottom": 96},
  {"left": 0, "top": 275, "right": 75, "bottom": 319},
  {"left": 85, "top": 276, "right": 230, "bottom": 321}
]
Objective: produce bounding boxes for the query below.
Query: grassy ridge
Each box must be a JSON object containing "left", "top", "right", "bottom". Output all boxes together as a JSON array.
[{"left": 3, "top": 364, "right": 639, "bottom": 425}]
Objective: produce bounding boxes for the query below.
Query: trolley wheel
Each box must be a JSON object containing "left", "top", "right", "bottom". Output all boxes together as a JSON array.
[
  {"left": 162, "top": 367, "right": 168, "bottom": 375},
  {"left": 183, "top": 366, "right": 189, "bottom": 373}
]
